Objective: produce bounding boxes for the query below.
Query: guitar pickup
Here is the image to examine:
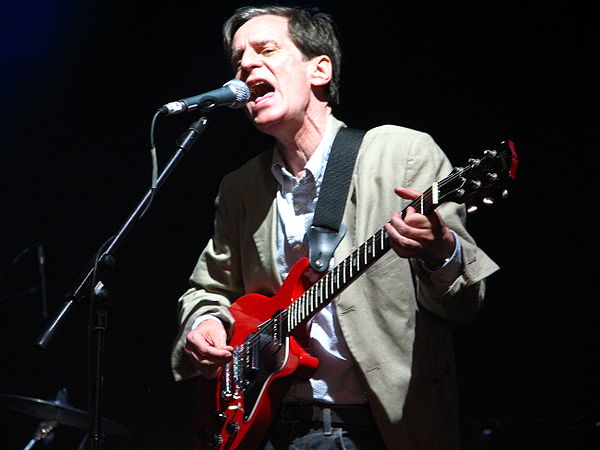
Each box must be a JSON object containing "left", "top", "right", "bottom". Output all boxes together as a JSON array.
[{"left": 243, "top": 332, "right": 283, "bottom": 381}]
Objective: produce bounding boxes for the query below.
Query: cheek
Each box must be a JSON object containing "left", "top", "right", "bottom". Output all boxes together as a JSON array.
[{"left": 280, "top": 70, "right": 312, "bottom": 100}]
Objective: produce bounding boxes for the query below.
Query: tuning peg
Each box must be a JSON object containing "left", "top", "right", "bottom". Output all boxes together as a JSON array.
[
  {"left": 501, "top": 189, "right": 509, "bottom": 199},
  {"left": 469, "top": 179, "right": 482, "bottom": 189},
  {"left": 467, "top": 205, "right": 478, "bottom": 214},
  {"left": 486, "top": 173, "right": 498, "bottom": 182},
  {"left": 468, "top": 158, "right": 481, "bottom": 166},
  {"left": 483, "top": 197, "right": 495, "bottom": 205},
  {"left": 484, "top": 149, "right": 497, "bottom": 157}
]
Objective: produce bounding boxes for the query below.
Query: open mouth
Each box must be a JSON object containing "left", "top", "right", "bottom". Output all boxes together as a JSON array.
[{"left": 248, "top": 81, "right": 275, "bottom": 103}]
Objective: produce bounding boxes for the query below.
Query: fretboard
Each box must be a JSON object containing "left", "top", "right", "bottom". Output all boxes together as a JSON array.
[
  {"left": 278, "top": 183, "right": 440, "bottom": 334},
  {"left": 231, "top": 139, "right": 518, "bottom": 378}
]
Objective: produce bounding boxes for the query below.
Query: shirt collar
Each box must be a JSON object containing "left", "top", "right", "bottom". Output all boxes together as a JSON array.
[{"left": 271, "top": 115, "right": 336, "bottom": 188}]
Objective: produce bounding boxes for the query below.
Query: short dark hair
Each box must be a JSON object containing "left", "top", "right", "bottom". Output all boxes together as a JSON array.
[{"left": 223, "top": 5, "right": 342, "bottom": 105}]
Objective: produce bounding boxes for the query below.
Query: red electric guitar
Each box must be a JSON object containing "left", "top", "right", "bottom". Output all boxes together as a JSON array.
[{"left": 194, "top": 140, "right": 518, "bottom": 449}]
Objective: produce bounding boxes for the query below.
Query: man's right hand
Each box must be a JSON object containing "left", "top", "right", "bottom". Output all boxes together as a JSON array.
[{"left": 184, "top": 318, "right": 234, "bottom": 379}]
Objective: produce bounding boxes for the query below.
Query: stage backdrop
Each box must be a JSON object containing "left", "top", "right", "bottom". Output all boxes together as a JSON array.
[{"left": 1, "top": 1, "right": 596, "bottom": 448}]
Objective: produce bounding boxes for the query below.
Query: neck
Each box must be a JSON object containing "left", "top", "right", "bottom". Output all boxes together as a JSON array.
[{"left": 273, "top": 105, "right": 331, "bottom": 178}]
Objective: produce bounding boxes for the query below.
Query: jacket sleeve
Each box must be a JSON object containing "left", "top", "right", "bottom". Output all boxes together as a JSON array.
[
  {"left": 170, "top": 174, "right": 242, "bottom": 381},
  {"left": 402, "top": 133, "right": 499, "bottom": 321}
]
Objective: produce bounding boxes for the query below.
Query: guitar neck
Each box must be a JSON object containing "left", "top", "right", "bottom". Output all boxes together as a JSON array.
[
  {"left": 269, "top": 139, "right": 519, "bottom": 337},
  {"left": 280, "top": 184, "right": 440, "bottom": 335}
]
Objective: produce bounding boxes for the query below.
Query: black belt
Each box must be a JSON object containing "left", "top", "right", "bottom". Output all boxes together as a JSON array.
[{"left": 279, "top": 402, "right": 374, "bottom": 426}]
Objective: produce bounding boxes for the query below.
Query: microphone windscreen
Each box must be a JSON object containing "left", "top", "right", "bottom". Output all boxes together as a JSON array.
[{"left": 224, "top": 79, "right": 250, "bottom": 109}]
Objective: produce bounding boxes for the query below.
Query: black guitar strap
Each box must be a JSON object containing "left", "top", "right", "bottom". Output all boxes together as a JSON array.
[{"left": 308, "top": 127, "right": 366, "bottom": 272}]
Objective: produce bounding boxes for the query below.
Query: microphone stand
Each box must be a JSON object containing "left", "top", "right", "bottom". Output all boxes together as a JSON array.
[{"left": 35, "top": 116, "right": 209, "bottom": 450}]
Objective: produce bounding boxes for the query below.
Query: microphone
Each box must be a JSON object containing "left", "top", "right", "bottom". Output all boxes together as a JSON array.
[{"left": 160, "top": 79, "right": 250, "bottom": 115}]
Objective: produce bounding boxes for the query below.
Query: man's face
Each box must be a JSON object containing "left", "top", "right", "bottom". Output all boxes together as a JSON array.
[{"left": 230, "top": 15, "right": 318, "bottom": 134}]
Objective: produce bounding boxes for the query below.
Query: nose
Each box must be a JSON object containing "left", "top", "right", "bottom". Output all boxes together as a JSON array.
[{"left": 238, "top": 49, "right": 262, "bottom": 77}]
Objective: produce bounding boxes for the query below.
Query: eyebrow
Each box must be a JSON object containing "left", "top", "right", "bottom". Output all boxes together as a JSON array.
[{"left": 231, "top": 38, "right": 280, "bottom": 64}]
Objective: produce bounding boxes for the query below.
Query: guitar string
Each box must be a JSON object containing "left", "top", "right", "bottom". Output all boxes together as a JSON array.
[
  {"left": 234, "top": 160, "right": 489, "bottom": 360},
  {"left": 237, "top": 186, "right": 439, "bottom": 358}
]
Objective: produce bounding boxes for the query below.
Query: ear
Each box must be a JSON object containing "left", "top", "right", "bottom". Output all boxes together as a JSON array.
[{"left": 309, "top": 55, "right": 332, "bottom": 87}]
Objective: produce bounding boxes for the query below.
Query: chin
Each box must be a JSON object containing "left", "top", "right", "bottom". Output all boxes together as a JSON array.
[{"left": 250, "top": 110, "right": 286, "bottom": 134}]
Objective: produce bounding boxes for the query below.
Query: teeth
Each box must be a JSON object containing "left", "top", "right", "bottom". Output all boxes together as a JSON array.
[{"left": 249, "top": 81, "right": 267, "bottom": 95}]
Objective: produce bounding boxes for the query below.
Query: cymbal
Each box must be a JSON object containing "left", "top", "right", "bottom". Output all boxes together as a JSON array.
[{"left": 0, "top": 394, "right": 130, "bottom": 436}]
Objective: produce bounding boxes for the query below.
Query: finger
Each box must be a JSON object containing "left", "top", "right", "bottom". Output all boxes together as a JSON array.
[
  {"left": 393, "top": 187, "right": 421, "bottom": 200},
  {"left": 384, "top": 222, "right": 423, "bottom": 258},
  {"left": 395, "top": 196, "right": 445, "bottom": 236},
  {"left": 389, "top": 211, "right": 431, "bottom": 240},
  {"left": 187, "top": 320, "right": 229, "bottom": 348},
  {"left": 184, "top": 342, "right": 233, "bottom": 378},
  {"left": 185, "top": 338, "right": 233, "bottom": 360}
]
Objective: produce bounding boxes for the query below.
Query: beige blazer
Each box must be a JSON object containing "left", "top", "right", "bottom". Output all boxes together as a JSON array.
[{"left": 171, "top": 117, "right": 499, "bottom": 449}]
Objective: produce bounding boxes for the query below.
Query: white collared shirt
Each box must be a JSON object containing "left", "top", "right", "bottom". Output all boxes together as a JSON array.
[
  {"left": 270, "top": 116, "right": 462, "bottom": 404},
  {"left": 271, "top": 116, "right": 369, "bottom": 403}
]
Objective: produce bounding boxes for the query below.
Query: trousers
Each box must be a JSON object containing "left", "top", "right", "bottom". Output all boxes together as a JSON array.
[{"left": 260, "top": 404, "right": 387, "bottom": 449}]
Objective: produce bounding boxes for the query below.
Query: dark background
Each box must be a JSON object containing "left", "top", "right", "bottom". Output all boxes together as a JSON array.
[{"left": 1, "top": 1, "right": 596, "bottom": 448}]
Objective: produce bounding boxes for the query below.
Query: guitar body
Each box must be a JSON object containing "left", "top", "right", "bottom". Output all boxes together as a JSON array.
[{"left": 194, "top": 257, "right": 321, "bottom": 450}]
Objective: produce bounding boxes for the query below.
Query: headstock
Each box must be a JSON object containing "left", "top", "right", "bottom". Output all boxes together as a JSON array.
[{"left": 438, "top": 140, "right": 518, "bottom": 212}]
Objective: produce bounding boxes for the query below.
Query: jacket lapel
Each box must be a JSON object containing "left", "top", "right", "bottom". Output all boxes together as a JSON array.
[{"left": 244, "top": 151, "right": 282, "bottom": 288}]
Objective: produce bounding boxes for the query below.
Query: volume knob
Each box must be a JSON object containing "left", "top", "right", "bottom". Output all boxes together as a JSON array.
[{"left": 226, "top": 421, "right": 240, "bottom": 435}]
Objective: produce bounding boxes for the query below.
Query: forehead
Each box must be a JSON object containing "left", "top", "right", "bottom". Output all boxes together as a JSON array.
[{"left": 231, "top": 14, "right": 291, "bottom": 48}]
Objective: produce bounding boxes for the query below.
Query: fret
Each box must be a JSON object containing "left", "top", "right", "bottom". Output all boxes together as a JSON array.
[
  {"left": 302, "top": 294, "right": 307, "bottom": 321},
  {"left": 274, "top": 142, "right": 517, "bottom": 337},
  {"left": 317, "top": 279, "right": 324, "bottom": 306},
  {"left": 297, "top": 299, "right": 302, "bottom": 324},
  {"left": 283, "top": 227, "right": 391, "bottom": 334},
  {"left": 304, "top": 293, "right": 309, "bottom": 319},
  {"left": 432, "top": 181, "right": 439, "bottom": 205}
]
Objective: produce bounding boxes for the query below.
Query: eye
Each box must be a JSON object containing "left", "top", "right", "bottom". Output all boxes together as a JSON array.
[{"left": 230, "top": 52, "right": 242, "bottom": 71}]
